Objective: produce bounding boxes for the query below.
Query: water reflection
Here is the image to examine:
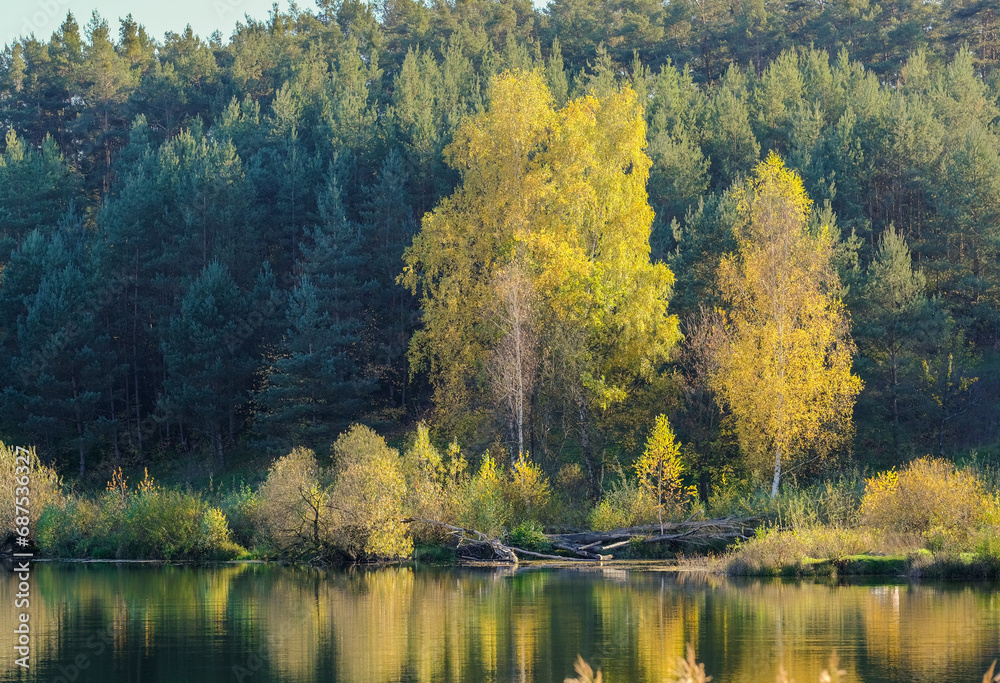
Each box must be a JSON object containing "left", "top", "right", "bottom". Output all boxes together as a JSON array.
[{"left": 0, "top": 562, "right": 997, "bottom": 682}]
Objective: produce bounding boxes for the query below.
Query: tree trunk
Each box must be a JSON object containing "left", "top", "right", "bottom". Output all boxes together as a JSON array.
[
  {"left": 771, "top": 444, "right": 782, "bottom": 499},
  {"left": 212, "top": 422, "right": 225, "bottom": 470}
]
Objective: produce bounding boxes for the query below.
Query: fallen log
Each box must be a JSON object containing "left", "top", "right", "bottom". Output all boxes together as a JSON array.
[
  {"left": 403, "top": 515, "right": 759, "bottom": 563},
  {"left": 508, "top": 547, "right": 593, "bottom": 561},
  {"left": 546, "top": 517, "right": 759, "bottom": 548},
  {"left": 402, "top": 518, "right": 519, "bottom": 563},
  {"left": 547, "top": 517, "right": 760, "bottom": 556},
  {"left": 551, "top": 542, "right": 612, "bottom": 561}
]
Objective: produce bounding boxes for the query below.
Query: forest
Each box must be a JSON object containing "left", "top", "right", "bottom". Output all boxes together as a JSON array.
[{"left": 2, "top": 0, "right": 1000, "bottom": 562}]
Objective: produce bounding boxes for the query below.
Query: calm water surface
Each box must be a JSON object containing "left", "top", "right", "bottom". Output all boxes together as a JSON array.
[{"left": 0, "top": 561, "right": 998, "bottom": 682}]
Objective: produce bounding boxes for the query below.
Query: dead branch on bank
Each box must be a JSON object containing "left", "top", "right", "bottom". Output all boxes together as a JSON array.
[
  {"left": 402, "top": 518, "right": 519, "bottom": 563},
  {"left": 404, "top": 516, "right": 760, "bottom": 563},
  {"left": 548, "top": 517, "right": 760, "bottom": 555}
]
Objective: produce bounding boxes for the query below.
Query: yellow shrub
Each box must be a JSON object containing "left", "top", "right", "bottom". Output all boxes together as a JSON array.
[
  {"left": 260, "top": 427, "right": 415, "bottom": 560},
  {"left": 403, "top": 423, "right": 467, "bottom": 532},
  {"left": 332, "top": 425, "right": 412, "bottom": 560},
  {"left": 258, "top": 447, "right": 331, "bottom": 553},
  {"left": 0, "top": 443, "right": 63, "bottom": 533},
  {"left": 860, "top": 457, "right": 991, "bottom": 545},
  {"left": 456, "top": 452, "right": 510, "bottom": 538},
  {"left": 507, "top": 457, "right": 551, "bottom": 524},
  {"left": 589, "top": 479, "right": 658, "bottom": 531}
]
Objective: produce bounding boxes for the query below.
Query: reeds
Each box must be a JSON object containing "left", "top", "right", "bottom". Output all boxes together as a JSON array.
[{"left": 567, "top": 648, "right": 997, "bottom": 682}]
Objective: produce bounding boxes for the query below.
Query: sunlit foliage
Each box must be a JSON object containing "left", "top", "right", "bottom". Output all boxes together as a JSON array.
[
  {"left": 711, "top": 153, "right": 862, "bottom": 497},
  {"left": 403, "top": 69, "right": 681, "bottom": 467}
]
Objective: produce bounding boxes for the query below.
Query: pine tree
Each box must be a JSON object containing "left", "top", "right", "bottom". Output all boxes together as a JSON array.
[
  {"left": 159, "top": 261, "right": 257, "bottom": 469},
  {"left": 75, "top": 12, "right": 136, "bottom": 196},
  {"left": 855, "top": 227, "right": 940, "bottom": 462},
  {"left": 0, "top": 130, "right": 82, "bottom": 257},
  {"left": 0, "top": 226, "right": 120, "bottom": 475},
  {"left": 704, "top": 66, "right": 761, "bottom": 189},
  {"left": 258, "top": 174, "right": 375, "bottom": 450},
  {"left": 360, "top": 150, "right": 418, "bottom": 409}
]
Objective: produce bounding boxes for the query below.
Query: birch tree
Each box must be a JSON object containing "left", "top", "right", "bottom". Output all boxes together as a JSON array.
[{"left": 711, "top": 153, "right": 862, "bottom": 497}]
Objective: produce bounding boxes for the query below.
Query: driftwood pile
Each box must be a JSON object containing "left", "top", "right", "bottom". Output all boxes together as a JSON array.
[
  {"left": 545, "top": 518, "right": 760, "bottom": 560},
  {"left": 403, "top": 518, "right": 518, "bottom": 563},
  {"left": 405, "top": 517, "right": 759, "bottom": 563}
]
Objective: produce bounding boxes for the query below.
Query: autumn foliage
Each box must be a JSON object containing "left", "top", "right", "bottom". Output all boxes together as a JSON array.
[
  {"left": 860, "top": 457, "right": 996, "bottom": 544},
  {"left": 402, "top": 69, "right": 681, "bottom": 463},
  {"left": 711, "top": 153, "right": 862, "bottom": 497}
]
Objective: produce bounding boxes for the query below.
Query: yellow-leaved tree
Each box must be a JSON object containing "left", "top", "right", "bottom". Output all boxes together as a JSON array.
[
  {"left": 634, "top": 414, "right": 685, "bottom": 533},
  {"left": 711, "top": 153, "right": 862, "bottom": 498},
  {"left": 402, "top": 70, "right": 680, "bottom": 490}
]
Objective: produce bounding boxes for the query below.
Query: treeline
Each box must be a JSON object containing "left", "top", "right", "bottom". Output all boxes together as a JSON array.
[{"left": 0, "top": 1, "right": 998, "bottom": 492}]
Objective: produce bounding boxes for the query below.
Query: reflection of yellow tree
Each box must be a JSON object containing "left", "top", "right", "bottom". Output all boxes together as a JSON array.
[
  {"left": 592, "top": 574, "right": 690, "bottom": 682},
  {"left": 330, "top": 568, "right": 414, "bottom": 683},
  {"left": 863, "top": 584, "right": 989, "bottom": 674},
  {"left": 406, "top": 572, "right": 471, "bottom": 683},
  {"left": 9, "top": 564, "right": 1000, "bottom": 682},
  {"left": 260, "top": 567, "right": 329, "bottom": 680}
]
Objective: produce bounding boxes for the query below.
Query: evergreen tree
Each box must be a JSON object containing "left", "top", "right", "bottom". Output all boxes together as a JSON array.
[
  {"left": 704, "top": 66, "right": 760, "bottom": 189},
  {"left": 360, "top": 150, "right": 418, "bottom": 409},
  {"left": 0, "top": 130, "right": 81, "bottom": 257},
  {"left": 159, "top": 261, "right": 257, "bottom": 468},
  {"left": 258, "top": 174, "right": 375, "bottom": 450},
  {"left": 0, "top": 226, "right": 120, "bottom": 475},
  {"left": 855, "top": 227, "right": 941, "bottom": 462},
  {"left": 75, "top": 12, "right": 136, "bottom": 196}
]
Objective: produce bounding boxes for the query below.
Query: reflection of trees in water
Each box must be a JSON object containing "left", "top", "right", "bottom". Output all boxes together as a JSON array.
[
  {"left": 6, "top": 564, "right": 999, "bottom": 682},
  {"left": 703, "top": 578, "right": 997, "bottom": 682}
]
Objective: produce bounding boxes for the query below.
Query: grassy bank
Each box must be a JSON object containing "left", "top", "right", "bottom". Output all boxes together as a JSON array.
[
  {"left": 7, "top": 430, "right": 1000, "bottom": 571},
  {"left": 721, "top": 457, "right": 1000, "bottom": 578}
]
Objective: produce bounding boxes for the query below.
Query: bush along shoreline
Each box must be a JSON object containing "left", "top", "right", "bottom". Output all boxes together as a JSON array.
[
  {"left": 5, "top": 433, "right": 1000, "bottom": 575},
  {"left": 722, "top": 457, "right": 1000, "bottom": 579}
]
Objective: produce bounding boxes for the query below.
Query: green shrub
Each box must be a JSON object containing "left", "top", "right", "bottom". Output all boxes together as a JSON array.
[
  {"left": 118, "top": 487, "right": 203, "bottom": 558},
  {"left": 219, "top": 482, "right": 260, "bottom": 549},
  {"left": 973, "top": 527, "right": 1000, "bottom": 566},
  {"left": 198, "top": 507, "right": 244, "bottom": 559},
  {"left": 507, "top": 520, "right": 551, "bottom": 552},
  {"left": 36, "top": 498, "right": 97, "bottom": 557},
  {"left": 37, "top": 469, "right": 244, "bottom": 560},
  {"left": 589, "top": 478, "right": 657, "bottom": 531}
]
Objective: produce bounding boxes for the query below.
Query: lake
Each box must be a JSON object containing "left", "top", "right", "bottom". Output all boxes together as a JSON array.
[{"left": 1, "top": 561, "right": 997, "bottom": 682}]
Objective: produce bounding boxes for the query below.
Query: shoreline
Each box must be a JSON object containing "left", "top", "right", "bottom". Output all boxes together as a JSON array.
[{"left": 12, "top": 554, "right": 1000, "bottom": 581}]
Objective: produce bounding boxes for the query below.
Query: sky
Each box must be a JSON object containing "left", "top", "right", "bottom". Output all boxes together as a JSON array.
[{"left": 4, "top": 0, "right": 290, "bottom": 48}]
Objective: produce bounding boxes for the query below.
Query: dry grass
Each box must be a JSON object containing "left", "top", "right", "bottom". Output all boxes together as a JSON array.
[
  {"left": 571, "top": 648, "right": 995, "bottom": 682},
  {"left": 724, "top": 524, "right": 919, "bottom": 575},
  {"left": 564, "top": 654, "right": 602, "bottom": 683},
  {"left": 671, "top": 643, "right": 712, "bottom": 682}
]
